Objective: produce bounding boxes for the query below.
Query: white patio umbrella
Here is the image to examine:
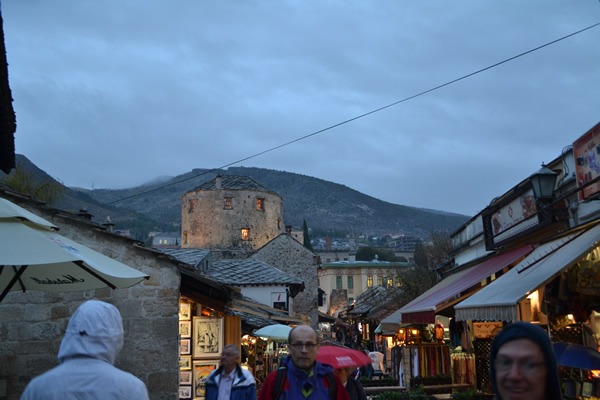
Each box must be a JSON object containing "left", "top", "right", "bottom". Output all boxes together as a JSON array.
[
  {"left": 253, "top": 324, "right": 292, "bottom": 340},
  {"left": 0, "top": 197, "right": 149, "bottom": 302}
]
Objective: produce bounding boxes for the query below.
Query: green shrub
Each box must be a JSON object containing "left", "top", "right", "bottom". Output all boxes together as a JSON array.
[
  {"left": 376, "top": 385, "right": 428, "bottom": 400},
  {"left": 410, "top": 375, "right": 451, "bottom": 388},
  {"left": 451, "top": 390, "right": 493, "bottom": 400}
]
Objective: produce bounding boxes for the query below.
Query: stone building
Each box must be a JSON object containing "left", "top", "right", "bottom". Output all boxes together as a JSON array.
[
  {"left": 251, "top": 234, "right": 319, "bottom": 326},
  {"left": 0, "top": 188, "right": 238, "bottom": 400},
  {"left": 180, "top": 175, "right": 319, "bottom": 327},
  {"left": 181, "top": 175, "right": 284, "bottom": 252},
  {"left": 318, "top": 260, "right": 412, "bottom": 315}
]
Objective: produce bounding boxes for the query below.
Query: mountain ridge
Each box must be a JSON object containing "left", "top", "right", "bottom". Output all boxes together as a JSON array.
[{"left": 11, "top": 154, "right": 470, "bottom": 239}]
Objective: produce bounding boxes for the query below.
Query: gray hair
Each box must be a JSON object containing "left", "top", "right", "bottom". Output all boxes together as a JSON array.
[{"left": 223, "top": 344, "right": 240, "bottom": 356}]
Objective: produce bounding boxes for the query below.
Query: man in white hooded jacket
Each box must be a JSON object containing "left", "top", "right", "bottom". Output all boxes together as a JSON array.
[{"left": 21, "top": 300, "right": 149, "bottom": 400}]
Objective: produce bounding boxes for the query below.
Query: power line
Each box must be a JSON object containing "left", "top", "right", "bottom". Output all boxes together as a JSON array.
[{"left": 107, "top": 21, "right": 600, "bottom": 205}]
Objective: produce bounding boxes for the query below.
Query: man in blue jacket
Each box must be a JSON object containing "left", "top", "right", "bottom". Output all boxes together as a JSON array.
[
  {"left": 258, "top": 325, "right": 348, "bottom": 400},
  {"left": 205, "top": 344, "right": 256, "bottom": 400}
]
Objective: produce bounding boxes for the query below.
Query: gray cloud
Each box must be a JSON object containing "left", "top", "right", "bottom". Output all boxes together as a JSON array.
[{"left": 2, "top": 0, "right": 599, "bottom": 216}]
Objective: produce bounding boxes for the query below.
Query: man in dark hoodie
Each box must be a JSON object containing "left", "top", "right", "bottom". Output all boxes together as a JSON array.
[{"left": 490, "top": 322, "right": 562, "bottom": 400}]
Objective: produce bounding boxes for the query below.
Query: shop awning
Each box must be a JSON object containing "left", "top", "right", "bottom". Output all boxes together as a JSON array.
[
  {"left": 455, "top": 223, "right": 600, "bottom": 322},
  {"left": 374, "top": 322, "right": 399, "bottom": 335},
  {"left": 383, "top": 245, "right": 533, "bottom": 324}
]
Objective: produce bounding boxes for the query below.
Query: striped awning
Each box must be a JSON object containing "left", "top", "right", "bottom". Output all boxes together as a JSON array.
[
  {"left": 382, "top": 245, "right": 533, "bottom": 324},
  {"left": 455, "top": 223, "right": 600, "bottom": 322}
]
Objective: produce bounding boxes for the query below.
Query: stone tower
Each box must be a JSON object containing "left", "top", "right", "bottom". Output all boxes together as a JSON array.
[{"left": 181, "top": 175, "right": 285, "bottom": 251}]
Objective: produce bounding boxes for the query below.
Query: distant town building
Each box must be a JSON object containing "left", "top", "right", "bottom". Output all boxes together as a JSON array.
[
  {"left": 150, "top": 231, "right": 180, "bottom": 248},
  {"left": 318, "top": 259, "right": 412, "bottom": 316}
]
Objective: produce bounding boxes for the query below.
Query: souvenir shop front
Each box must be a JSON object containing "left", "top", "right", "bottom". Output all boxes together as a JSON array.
[
  {"left": 229, "top": 303, "right": 302, "bottom": 390},
  {"left": 377, "top": 318, "right": 457, "bottom": 388},
  {"left": 177, "top": 290, "right": 242, "bottom": 400},
  {"left": 241, "top": 333, "right": 290, "bottom": 387},
  {"left": 380, "top": 245, "right": 533, "bottom": 389},
  {"left": 177, "top": 269, "right": 305, "bottom": 399},
  {"left": 455, "top": 223, "right": 600, "bottom": 396}
]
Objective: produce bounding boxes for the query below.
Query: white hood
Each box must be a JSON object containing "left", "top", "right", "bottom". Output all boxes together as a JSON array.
[{"left": 57, "top": 300, "right": 124, "bottom": 365}]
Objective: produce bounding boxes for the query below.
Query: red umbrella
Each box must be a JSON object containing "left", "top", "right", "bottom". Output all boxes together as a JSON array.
[{"left": 317, "top": 345, "right": 371, "bottom": 368}]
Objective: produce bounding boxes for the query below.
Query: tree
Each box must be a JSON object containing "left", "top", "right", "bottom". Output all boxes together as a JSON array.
[
  {"left": 302, "top": 219, "right": 314, "bottom": 251},
  {"left": 2, "top": 168, "right": 64, "bottom": 206},
  {"left": 397, "top": 231, "right": 451, "bottom": 303},
  {"left": 355, "top": 246, "right": 399, "bottom": 262}
]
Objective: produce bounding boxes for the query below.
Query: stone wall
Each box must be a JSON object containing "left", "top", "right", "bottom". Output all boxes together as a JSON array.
[
  {"left": 0, "top": 200, "right": 181, "bottom": 400},
  {"left": 252, "top": 234, "right": 318, "bottom": 327},
  {"left": 329, "top": 289, "right": 349, "bottom": 316},
  {"left": 181, "top": 188, "right": 284, "bottom": 251}
]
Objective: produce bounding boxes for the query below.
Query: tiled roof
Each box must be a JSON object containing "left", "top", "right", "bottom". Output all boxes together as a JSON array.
[
  {"left": 320, "top": 260, "right": 411, "bottom": 269},
  {"left": 195, "top": 175, "right": 269, "bottom": 191},
  {"left": 157, "top": 248, "right": 210, "bottom": 267},
  {"left": 209, "top": 259, "right": 303, "bottom": 286},
  {"left": 346, "top": 286, "right": 402, "bottom": 318},
  {"left": 227, "top": 292, "right": 302, "bottom": 333}
]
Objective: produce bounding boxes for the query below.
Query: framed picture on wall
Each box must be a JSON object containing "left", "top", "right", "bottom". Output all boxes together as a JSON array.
[
  {"left": 179, "top": 320, "right": 192, "bottom": 338},
  {"left": 179, "top": 385, "right": 192, "bottom": 399},
  {"left": 179, "top": 302, "right": 192, "bottom": 321},
  {"left": 192, "top": 317, "right": 223, "bottom": 358},
  {"left": 179, "top": 355, "right": 192, "bottom": 370},
  {"left": 180, "top": 338, "right": 191, "bottom": 355},
  {"left": 192, "top": 360, "right": 218, "bottom": 400},
  {"left": 179, "top": 370, "right": 193, "bottom": 385}
]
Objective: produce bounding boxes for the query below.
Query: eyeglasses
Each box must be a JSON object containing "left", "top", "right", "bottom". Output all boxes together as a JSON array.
[
  {"left": 495, "top": 357, "right": 545, "bottom": 376},
  {"left": 290, "top": 342, "right": 318, "bottom": 351}
]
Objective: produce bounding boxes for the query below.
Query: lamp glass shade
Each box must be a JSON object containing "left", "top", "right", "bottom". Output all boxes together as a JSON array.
[{"left": 530, "top": 165, "right": 558, "bottom": 200}]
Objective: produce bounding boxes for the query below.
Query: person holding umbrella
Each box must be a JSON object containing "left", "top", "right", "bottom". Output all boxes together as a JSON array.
[
  {"left": 333, "top": 367, "right": 367, "bottom": 400},
  {"left": 316, "top": 344, "right": 370, "bottom": 400}
]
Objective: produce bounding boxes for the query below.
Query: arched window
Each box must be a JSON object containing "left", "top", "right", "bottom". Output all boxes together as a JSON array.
[{"left": 336, "top": 276, "right": 343, "bottom": 289}]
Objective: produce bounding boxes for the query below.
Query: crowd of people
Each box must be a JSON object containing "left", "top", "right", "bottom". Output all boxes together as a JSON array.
[{"left": 20, "top": 301, "right": 565, "bottom": 400}]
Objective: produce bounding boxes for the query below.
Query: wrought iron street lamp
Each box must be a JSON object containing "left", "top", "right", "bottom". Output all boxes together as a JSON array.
[{"left": 529, "top": 163, "right": 559, "bottom": 201}]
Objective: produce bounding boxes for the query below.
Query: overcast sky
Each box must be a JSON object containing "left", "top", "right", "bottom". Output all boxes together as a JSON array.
[{"left": 2, "top": 1, "right": 599, "bottom": 216}]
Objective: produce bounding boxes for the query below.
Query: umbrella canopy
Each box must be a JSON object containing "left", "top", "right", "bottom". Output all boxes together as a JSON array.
[
  {"left": 0, "top": 198, "right": 149, "bottom": 302},
  {"left": 0, "top": 197, "right": 58, "bottom": 229},
  {"left": 253, "top": 324, "right": 292, "bottom": 340},
  {"left": 317, "top": 345, "right": 371, "bottom": 369},
  {"left": 553, "top": 342, "right": 600, "bottom": 370}
]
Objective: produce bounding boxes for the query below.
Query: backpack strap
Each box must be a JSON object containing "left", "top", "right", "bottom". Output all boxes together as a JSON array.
[
  {"left": 325, "top": 372, "right": 337, "bottom": 400},
  {"left": 273, "top": 365, "right": 287, "bottom": 400},
  {"left": 273, "top": 366, "right": 336, "bottom": 400}
]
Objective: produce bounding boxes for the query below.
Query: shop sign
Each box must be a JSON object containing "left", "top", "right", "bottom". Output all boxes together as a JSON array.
[
  {"left": 473, "top": 322, "right": 503, "bottom": 339},
  {"left": 272, "top": 292, "right": 287, "bottom": 310},
  {"left": 574, "top": 122, "right": 600, "bottom": 201},
  {"left": 483, "top": 188, "right": 542, "bottom": 249}
]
